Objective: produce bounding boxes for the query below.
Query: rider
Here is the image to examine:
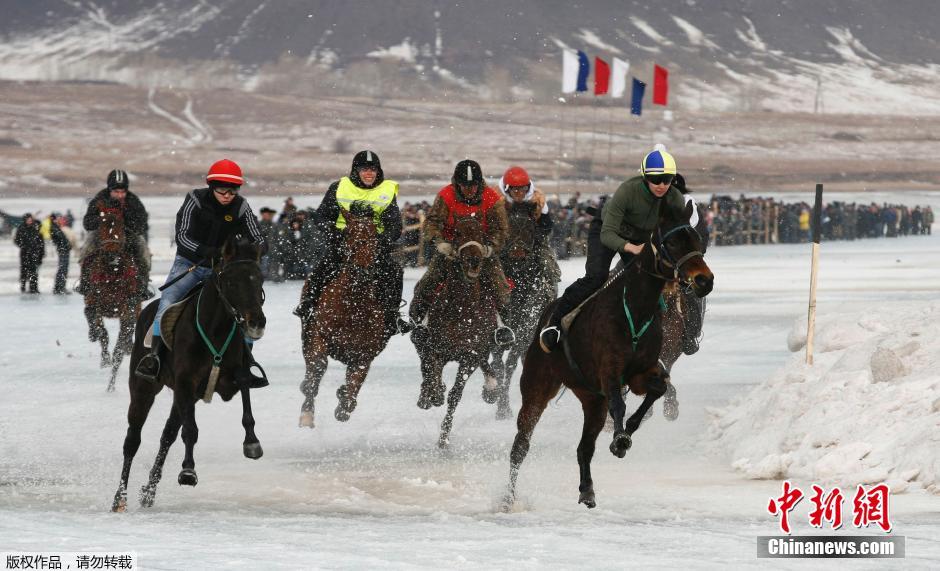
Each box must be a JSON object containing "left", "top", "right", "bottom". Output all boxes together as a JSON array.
[
  {"left": 498, "top": 166, "right": 559, "bottom": 282},
  {"left": 673, "top": 173, "right": 709, "bottom": 355},
  {"left": 135, "top": 159, "right": 267, "bottom": 385},
  {"left": 78, "top": 169, "right": 151, "bottom": 299},
  {"left": 539, "top": 145, "right": 686, "bottom": 353},
  {"left": 409, "top": 159, "right": 513, "bottom": 344},
  {"left": 293, "top": 150, "right": 409, "bottom": 335}
]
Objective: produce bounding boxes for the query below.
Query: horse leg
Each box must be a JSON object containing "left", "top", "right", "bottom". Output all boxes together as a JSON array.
[
  {"left": 417, "top": 353, "right": 445, "bottom": 409},
  {"left": 177, "top": 398, "right": 199, "bottom": 486},
  {"left": 481, "top": 351, "right": 503, "bottom": 404},
  {"left": 335, "top": 362, "right": 370, "bottom": 422},
  {"left": 139, "top": 406, "right": 182, "bottom": 508},
  {"left": 438, "top": 361, "right": 476, "bottom": 448},
  {"left": 607, "top": 378, "right": 632, "bottom": 458},
  {"left": 107, "top": 316, "right": 134, "bottom": 393},
  {"left": 623, "top": 368, "right": 668, "bottom": 437},
  {"left": 299, "top": 338, "right": 327, "bottom": 428},
  {"left": 659, "top": 360, "right": 679, "bottom": 421},
  {"left": 111, "top": 385, "right": 157, "bottom": 512},
  {"left": 503, "top": 364, "right": 559, "bottom": 511},
  {"left": 495, "top": 346, "right": 522, "bottom": 421},
  {"left": 576, "top": 394, "right": 608, "bottom": 509},
  {"left": 240, "top": 383, "right": 263, "bottom": 459}
]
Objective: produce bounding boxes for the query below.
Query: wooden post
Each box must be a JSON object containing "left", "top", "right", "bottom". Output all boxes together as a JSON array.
[{"left": 806, "top": 183, "right": 823, "bottom": 365}]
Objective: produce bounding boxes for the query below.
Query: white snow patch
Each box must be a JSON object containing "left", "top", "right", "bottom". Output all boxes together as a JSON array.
[
  {"left": 672, "top": 16, "right": 719, "bottom": 50},
  {"left": 825, "top": 26, "right": 883, "bottom": 65},
  {"left": 629, "top": 17, "right": 673, "bottom": 46},
  {"left": 735, "top": 16, "right": 767, "bottom": 52},
  {"left": 575, "top": 29, "right": 623, "bottom": 54},
  {"left": 367, "top": 39, "right": 419, "bottom": 63},
  {"left": 710, "top": 303, "right": 940, "bottom": 492}
]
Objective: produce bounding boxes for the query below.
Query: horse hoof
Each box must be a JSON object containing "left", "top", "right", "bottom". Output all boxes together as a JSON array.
[
  {"left": 335, "top": 406, "right": 351, "bottom": 422},
  {"left": 495, "top": 406, "right": 514, "bottom": 421},
  {"left": 431, "top": 384, "right": 446, "bottom": 407},
  {"left": 177, "top": 469, "right": 198, "bottom": 487},
  {"left": 100, "top": 356, "right": 110, "bottom": 369},
  {"left": 663, "top": 401, "right": 679, "bottom": 421},
  {"left": 578, "top": 491, "right": 597, "bottom": 509},
  {"left": 298, "top": 411, "right": 315, "bottom": 428},
  {"left": 609, "top": 433, "right": 632, "bottom": 458},
  {"left": 138, "top": 486, "right": 155, "bottom": 508},
  {"left": 481, "top": 387, "right": 499, "bottom": 404},
  {"left": 243, "top": 442, "right": 263, "bottom": 459},
  {"left": 438, "top": 436, "right": 449, "bottom": 449},
  {"left": 111, "top": 494, "right": 127, "bottom": 513}
]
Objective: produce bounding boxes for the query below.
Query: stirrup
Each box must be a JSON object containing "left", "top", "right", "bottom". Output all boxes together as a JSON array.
[
  {"left": 238, "top": 360, "right": 269, "bottom": 389},
  {"left": 135, "top": 354, "right": 160, "bottom": 382},
  {"left": 494, "top": 325, "right": 515, "bottom": 347},
  {"left": 396, "top": 316, "right": 415, "bottom": 335},
  {"left": 538, "top": 325, "right": 561, "bottom": 353}
]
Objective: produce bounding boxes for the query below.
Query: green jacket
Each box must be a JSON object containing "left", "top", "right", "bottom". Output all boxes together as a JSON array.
[{"left": 600, "top": 176, "right": 685, "bottom": 252}]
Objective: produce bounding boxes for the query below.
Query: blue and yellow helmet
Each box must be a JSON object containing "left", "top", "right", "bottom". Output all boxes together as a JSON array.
[{"left": 640, "top": 145, "right": 677, "bottom": 176}]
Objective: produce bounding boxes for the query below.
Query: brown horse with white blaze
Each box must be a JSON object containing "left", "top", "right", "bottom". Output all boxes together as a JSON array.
[
  {"left": 82, "top": 204, "right": 141, "bottom": 391},
  {"left": 298, "top": 204, "right": 393, "bottom": 427},
  {"left": 504, "top": 201, "right": 714, "bottom": 509}
]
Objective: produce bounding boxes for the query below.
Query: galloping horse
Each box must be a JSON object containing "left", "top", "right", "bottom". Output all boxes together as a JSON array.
[
  {"left": 82, "top": 204, "right": 141, "bottom": 392},
  {"left": 299, "top": 203, "right": 394, "bottom": 428},
  {"left": 413, "top": 215, "right": 500, "bottom": 447},
  {"left": 111, "top": 237, "right": 266, "bottom": 512},
  {"left": 504, "top": 201, "right": 714, "bottom": 509},
  {"left": 483, "top": 204, "right": 559, "bottom": 420}
]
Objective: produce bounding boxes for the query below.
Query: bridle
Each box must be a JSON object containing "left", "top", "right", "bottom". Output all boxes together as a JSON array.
[
  {"left": 209, "top": 258, "right": 263, "bottom": 326},
  {"left": 646, "top": 224, "right": 704, "bottom": 282}
]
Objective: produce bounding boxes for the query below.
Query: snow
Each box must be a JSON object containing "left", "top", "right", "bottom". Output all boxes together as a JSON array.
[
  {"left": 575, "top": 30, "right": 623, "bottom": 55},
  {"left": 629, "top": 17, "right": 674, "bottom": 47},
  {"left": 1, "top": 194, "right": 940, "bottom": 567}
]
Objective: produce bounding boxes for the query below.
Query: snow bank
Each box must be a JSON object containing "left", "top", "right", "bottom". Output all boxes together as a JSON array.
[{"left": 709, "top": 302, "right": 940, "bottom": 494}]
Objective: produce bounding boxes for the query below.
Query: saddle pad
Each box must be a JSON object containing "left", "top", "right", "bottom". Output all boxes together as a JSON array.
[
  {"left": 142, "top": 290, "right": 199, "bottom": 350},
  {"left": 559, "top": 265, "right": 627, "bottom": 334}
]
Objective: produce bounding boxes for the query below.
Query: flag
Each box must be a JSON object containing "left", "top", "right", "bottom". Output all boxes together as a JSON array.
[
  {"left": 594, "top": 57, "right": 610, "bottom": 95},
  {"left": 653, "top": 64, "right": 669, "bottom": 106},
  {"left": 631, "top": 78, "right": 646, "bottom": 115},
  {"left": 610, "top": 57, "right": 630, "bottom": 98},
  {"left": 576, "top": 50, "right": 590, "bottom": 92},
  {"left": 561, "top": 50, "right": 579, "bottom": 93}
]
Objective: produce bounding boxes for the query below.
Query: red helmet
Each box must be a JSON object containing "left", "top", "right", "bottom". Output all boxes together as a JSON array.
[
  {"left": 503, "top": 166, "right": 530, "bottom": 187},
  {"left": 206, "top": 159, "right": 244, "bottom": 186}
]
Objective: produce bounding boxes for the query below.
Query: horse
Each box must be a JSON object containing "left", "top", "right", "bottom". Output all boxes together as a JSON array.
[
  {"left": 503, "top": 201, "right": 714, "bottom": 510},
  {"left": 110, "top": 237, "right": 266, "bottom": 512},
  {"left": 298, "top": 203, "right": 394, "bottom": 428},
  {"left": 82, "top": 204, "right": 141, "bottom": 392},
  {"left": 413, "top": 215, "right": 501, "bottom": 447},
  {"left": 482, "top": 203, "right": 559, "bottom": 420}
]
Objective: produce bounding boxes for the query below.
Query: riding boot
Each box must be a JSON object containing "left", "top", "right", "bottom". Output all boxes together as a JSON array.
[
  {"left": 293, "top": 279, "right": 323, "bottom": 320},
  {"left": 135, "top": 335, "right": 162, "bottom": 382},
  {"left": 236, "top": 341, "right": 269, "bottom": 389},
  {"left": 538, "top": 309, "right": 563, "bottom": 353}
]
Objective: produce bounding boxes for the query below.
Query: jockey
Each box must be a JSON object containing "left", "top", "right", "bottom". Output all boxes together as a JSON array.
[
  {"left": 135, "top": 159, "right": 266, "bottom": 385},
  {"left": 77, "top": 169, "right": 151, "bottom": 299},
  {"left": 409, "top": 159, "right": 513, "bottom": 344},
  {"left": 292, "top": 150, "right": 409, "bottom": 335},
  {"left": 539, "top": 145, "right": 686, "bottom": 353},
  {"left": 498, "top": 166, "right": 558, "bottom": 279},
  {"left": 673, "top": 173, "right": 709, "bottom": 355}
]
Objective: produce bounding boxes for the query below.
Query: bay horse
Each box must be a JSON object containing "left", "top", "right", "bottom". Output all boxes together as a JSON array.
[
  {"left": 111, "top": 236, "right": 266, "bottom": 512},
  {"left": 298, "top": 203, "right": 393, "bottom": 428},
  {"left": 413, "top": 215, "right": 500, "bottom": 447},
  {"left": 82, "top": 204, "right": 141, "bottom": 392},
  {"left": 503, "top": 201, "right": 713, "bottom": 509},
  {"left": 483, "top": 203, "right": 559, "bottom": 420}
]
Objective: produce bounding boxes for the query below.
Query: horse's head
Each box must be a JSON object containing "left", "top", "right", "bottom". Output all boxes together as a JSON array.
[
  {"left": 217, "top": 236, "right": 266, "bottom": 340},
  {"left": 654, "top": 202, "right": 714, "bottom": 298},
  {"left": 340, "top": 202, "right": 378, "bottom": 269},
  {"left": 97, "top": 206, "right": 125, "bottom": 254},
  {"left": 505, "top": 205, "right": 537, "bottom": 260},
  {"left": 453, "top": 215, "right": 490, "bottom": 280}
]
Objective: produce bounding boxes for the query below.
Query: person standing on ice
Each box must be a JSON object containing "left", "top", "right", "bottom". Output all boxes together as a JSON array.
[
  {"left": 14, "top": 213, "right": 44, "bottom": 294},
  {"left": 292, "top": 150, "right": 410, "bottom": 335},
  {"left": 76, "top": 169, "right": 152, "bottom": 299},
  {"left": 539, "top": 144, "right": 686, "bottom": 353},
  {"left": 135, "top": 159, "right": 267, "bottom": 385},
  {"left": 409, "top": 159, "right": 513, "bottom": 344}
]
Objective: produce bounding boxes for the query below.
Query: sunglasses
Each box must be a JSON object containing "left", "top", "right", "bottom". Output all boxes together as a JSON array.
[
  {"left": 213, "top": 187, "right": 240, "bottom": 196},
  {"left": 645, "top": 174, "right": 675, "bottom": 186}
]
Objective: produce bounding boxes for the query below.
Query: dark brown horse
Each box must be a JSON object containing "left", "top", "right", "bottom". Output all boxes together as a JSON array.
[
  {"left": 82, "top": 204, "right": 141, "bottom": 392},
  {"left": 483, "top": 203, "right": 559, "bottom": 420},
  {"left": 504, "top": 201, "right": 714, "bottom": 509},
  {"left": 299, "top": 204, "right": 393, "bottom": 428},
  {"left": 111, "top": 237, "right": 266, "bottom": 512},
  {"left": 413, "top": 215, "right": 500, "bottom": 447}
]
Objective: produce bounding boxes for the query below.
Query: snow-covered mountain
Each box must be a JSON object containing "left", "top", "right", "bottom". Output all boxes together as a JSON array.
[{"left": 2, "top": 0, "right": 940, "bottom": 114}]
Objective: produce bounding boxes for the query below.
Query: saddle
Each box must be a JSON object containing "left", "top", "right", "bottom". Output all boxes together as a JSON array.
[
  {"left": 143, "top": 284, "right": 203, "bottom": 350},
  {"left": 558, "top": 265, "right": 627, "bottom": 335}
]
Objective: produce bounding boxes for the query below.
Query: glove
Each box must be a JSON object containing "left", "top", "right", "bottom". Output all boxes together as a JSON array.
[
  {"left": 532, "top": 189, "right": 547, "bottom": 219},
  {"left": 436, "top": 242, "right": 454, "bottom": 256}
]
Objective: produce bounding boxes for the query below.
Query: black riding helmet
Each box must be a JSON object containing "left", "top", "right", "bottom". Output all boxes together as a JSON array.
[
  {"left": 349, "top": 150, "right": 385, "bottom": 189},
  {"left": 452, "top": 159, "right": 484, "bottom": 204},
  {"left": 107, "top": 169, "right": 129, "bottom": 190}
]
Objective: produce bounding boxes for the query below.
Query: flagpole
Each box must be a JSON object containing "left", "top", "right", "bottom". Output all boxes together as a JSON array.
[
  {"left": 557, "top": 97, "right": 565, "bottom": 192},
  {"left": 607, "top": 104, "right": 613, "bottom": 181}
]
